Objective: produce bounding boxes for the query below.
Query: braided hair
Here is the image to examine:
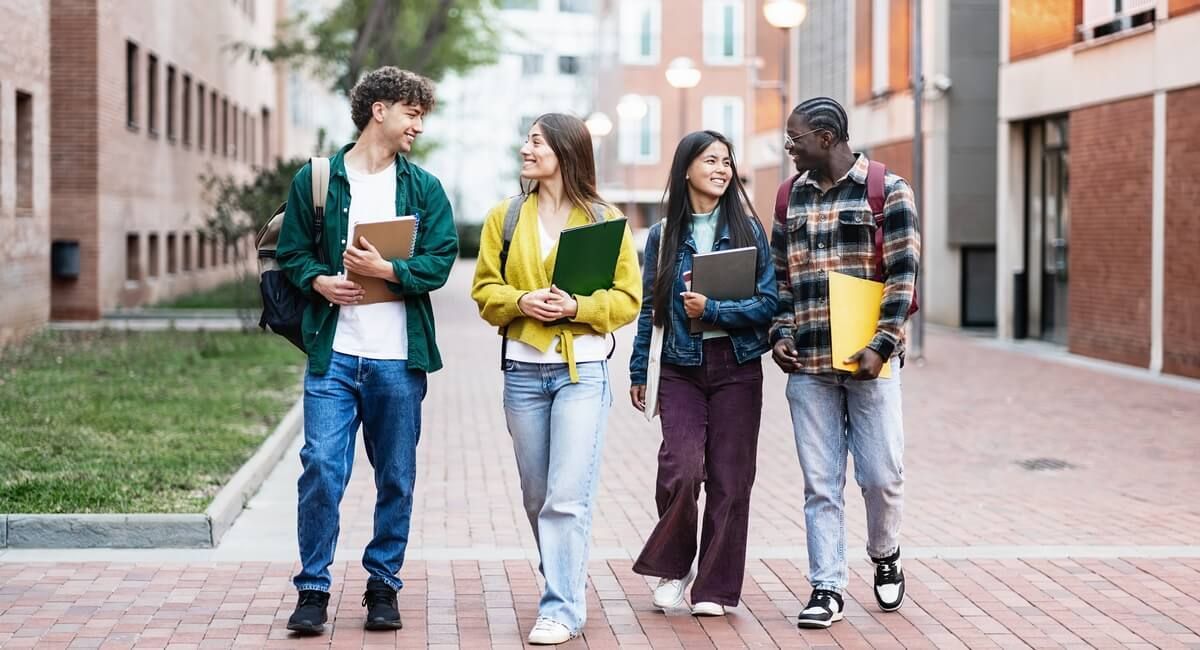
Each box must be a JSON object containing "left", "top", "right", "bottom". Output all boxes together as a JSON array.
[{"left": 791, "top": 97, "right": 849, "bottom": 142}]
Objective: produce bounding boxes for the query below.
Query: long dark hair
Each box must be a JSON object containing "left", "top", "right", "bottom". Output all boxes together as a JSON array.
[
  {"left": 521, "top": 113, "right": 609, "bottom": 220},
  {"left": 652, "top": 130, "right": 760, "bottom": 327}
]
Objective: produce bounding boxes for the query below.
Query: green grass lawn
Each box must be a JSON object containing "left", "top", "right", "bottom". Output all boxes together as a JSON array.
[
  {"left": 153, "top": 274, "right": 261, "bottom": 310},
  {"left": 0, "top": 329, "right": 304, "bottom": 514}
]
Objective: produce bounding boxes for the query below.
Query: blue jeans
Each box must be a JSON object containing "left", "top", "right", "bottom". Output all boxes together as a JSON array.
[
  {"left": 503, "top": 360, "right": 612, "bottom": 634},
  {"left": 785, "top": 362, "right": 904, "bottom": 594},
  {"left": 293, "top": 351, "right": 427, "bottom": 593}
]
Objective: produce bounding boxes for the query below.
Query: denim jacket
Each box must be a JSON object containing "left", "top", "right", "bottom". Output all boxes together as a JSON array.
[{"left": 629, "top": 218, "right": 778, "bottom": 385}]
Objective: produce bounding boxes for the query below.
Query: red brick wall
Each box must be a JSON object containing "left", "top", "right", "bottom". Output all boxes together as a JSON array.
[
  {"left": 1170, "top": 0, "right": 1200, "bottom": 17},
  {"left": 1068, "top": 96, "right": 1154, "bottom": 368},
  {"left": 1164, "top": 85, "right": 1200, "bottom": 378},
  {"left": 1009, "top": 0, "right": 1081, "bottom": 62},
  {"left": 867, "top": 139, "right": 914, "bottom": 185},
  {"left": 0, "top": 1, "right": 52, "bottom": 342}
]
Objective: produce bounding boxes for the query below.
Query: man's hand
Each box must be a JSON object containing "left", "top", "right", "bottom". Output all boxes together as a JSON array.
[
  {"left": 313, "top": 275, "right": 364, "bottom": 306},
  {"left": 845, "top": 347, "right": 885, "bottom": 380},
  {"left": 772, "top": 338, "right": 803, "bottom": 373},
  {"left": 630, "top": 385, "right": 647, "bottom": 412},
  {"left": 342, "top": 236, "right": 393, "bottom": 280},
  {"left": 518, "top": 288, "right": 564, "bottom": 322},
  {"left": 680, "top": 291, "right": 708, "bottom": 319},
  {"left": 548, "top": 285, "right": 579, "bottom": 319}
]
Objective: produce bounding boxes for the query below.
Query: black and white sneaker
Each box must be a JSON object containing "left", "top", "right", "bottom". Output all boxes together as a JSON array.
[
  {"left": 796, "top": 589, "right": 844, "bottom": 629},
  {"left": 872, "top": 548, "right": 905, "bottom": 612}
]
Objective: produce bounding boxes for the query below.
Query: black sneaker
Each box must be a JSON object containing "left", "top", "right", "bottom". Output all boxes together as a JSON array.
[
  {"left": 872, "top": 548, "right": 905, "bottom": 612},
  {"left": 286, "top": 589, "right": 330, "bottom": 635},
  {"left": 362, "top": 578, "right": 403, "bottom": 631},
  {"left": 796, "top": 589, "right": 844, "bottom": 629}
]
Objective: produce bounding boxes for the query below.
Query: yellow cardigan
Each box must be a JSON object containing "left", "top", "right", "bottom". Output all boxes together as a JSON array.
[{"left": 471, "top": 194, "right": 642, "bottom": 382}]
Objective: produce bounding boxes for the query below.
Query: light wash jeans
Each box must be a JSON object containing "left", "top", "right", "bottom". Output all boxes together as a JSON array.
[
  {"left": 503, "top": 359, "right": 612, "bottom": 634},
  {"left": 785, "top": 361, "right": 903, "bottom": 594},
  {"left": 293, "top": 351, "right": 426, "bottom": 593}
]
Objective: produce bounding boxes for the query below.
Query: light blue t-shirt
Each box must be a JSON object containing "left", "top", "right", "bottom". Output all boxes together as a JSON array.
[{"left": 690, "top": 206, "right": 728, "bottom": 340}]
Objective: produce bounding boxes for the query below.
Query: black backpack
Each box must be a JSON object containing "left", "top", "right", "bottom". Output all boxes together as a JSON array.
[{"left": 254, "top": 157, "right": 330, "bottom": 352}]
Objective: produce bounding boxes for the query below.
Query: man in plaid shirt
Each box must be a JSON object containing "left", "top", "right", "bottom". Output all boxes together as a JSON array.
[{"left": 769, "top": 97, "right": 920, "bottom": 629}]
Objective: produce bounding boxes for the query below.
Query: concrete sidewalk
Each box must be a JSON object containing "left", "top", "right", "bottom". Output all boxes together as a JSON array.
[{"left": 2, "top": 260, "right": 1198, "bottom": 648}]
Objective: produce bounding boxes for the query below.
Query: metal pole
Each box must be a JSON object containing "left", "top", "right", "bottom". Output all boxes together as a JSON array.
[
  {"left": 780, "top": 27, "right": 791, "bottom": 181},
  {"left": 911, "top": 0, "right": 926, "bottom": 359}
]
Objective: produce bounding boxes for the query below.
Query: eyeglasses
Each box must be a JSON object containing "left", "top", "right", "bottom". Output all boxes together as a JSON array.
[{"left": 784, "top": 128, "right": 824, "bottom": 149}]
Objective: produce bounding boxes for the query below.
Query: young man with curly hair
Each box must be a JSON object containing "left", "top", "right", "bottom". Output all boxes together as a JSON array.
[{"left": 276, "top": 66, "right": 458, "bottom": 635}]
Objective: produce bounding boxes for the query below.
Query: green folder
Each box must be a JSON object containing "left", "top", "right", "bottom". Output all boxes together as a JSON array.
[{"left": 551, "top": 218, "right": 627, "bottom": 296}]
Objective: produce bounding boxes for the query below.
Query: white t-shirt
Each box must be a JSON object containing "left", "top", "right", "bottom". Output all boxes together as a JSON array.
[
  {"left": 506, "top": 216, "right": 610, "bottom": 363},
  {"left": 331, "top": 160, "right": 408, "bottom": 360}
]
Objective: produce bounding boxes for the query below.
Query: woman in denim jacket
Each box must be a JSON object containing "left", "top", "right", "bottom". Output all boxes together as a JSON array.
[{"left": 628, "top": 130, "right": 778, "bottom": 616}]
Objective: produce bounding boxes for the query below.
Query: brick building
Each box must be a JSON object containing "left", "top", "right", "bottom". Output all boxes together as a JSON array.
[
  {"left": 996, "top": 0, "right": 1200, "bottom": 378},
  {"left": 50, "top": 0, "right": 281, "bottom": 320},
  {"left": 0, "top": 3, "right": 51, "bottom": 346},
  {"left": 595, "top": 0, "right": 756, "bottom": 229}
]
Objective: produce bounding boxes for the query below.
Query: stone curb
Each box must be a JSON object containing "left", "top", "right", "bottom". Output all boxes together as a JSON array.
[{"left": 1, "top": 397, "right": 303, "bottom": 549}]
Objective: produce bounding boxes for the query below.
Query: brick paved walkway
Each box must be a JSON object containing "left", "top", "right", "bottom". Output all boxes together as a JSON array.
[{"left": 3, "top": 261, "right": 1199, "bottom": 649}]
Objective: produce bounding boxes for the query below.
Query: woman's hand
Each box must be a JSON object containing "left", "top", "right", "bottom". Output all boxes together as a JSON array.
[
  {"left": 630, "top": 385, "right": 647, "bottom": 412},
  {"left": 680, "top": 291, "right": 708, "bottom": 319},
  {"left": 548, "top": 285, "right": 578, "bottom": 319},
  {"left": 518, "top": 288, "right": 563, "bottom": 322}
]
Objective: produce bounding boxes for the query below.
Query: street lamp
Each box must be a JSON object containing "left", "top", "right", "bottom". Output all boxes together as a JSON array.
[
  {"left": 616, "top": 94, "right": 648, "bottom": 122},
  {"left": 763, "top": 0, "right": 807, "bottom": 180},
  {"left": 585, "top": 111, "right": 613, "bottom": 138},
  {"left": 664, "top": 57, "right": 701, "bottom": 142}
]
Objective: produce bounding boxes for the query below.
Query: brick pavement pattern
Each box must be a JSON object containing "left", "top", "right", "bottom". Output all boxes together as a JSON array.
[{"left": 2, "top": 262, "right": 1199, "bottom": 649}]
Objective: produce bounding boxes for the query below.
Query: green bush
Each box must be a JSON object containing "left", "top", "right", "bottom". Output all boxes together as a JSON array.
[{"left": 456, "top": 220, "right": 483, "bottom": 259}]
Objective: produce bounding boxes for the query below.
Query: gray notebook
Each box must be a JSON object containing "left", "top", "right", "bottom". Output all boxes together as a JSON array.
[{"left": 689, "top": 246, "right": 758, "bottom": 333}]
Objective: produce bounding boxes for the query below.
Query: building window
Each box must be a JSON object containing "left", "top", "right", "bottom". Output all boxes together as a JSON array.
[
  {"left": 242, "top": 109, "right": 249, "bottom": 162},
  {"left": 558, "top": 55, "right": 581, "bottom": 75},
  {"left": 166, "top": 232, "right": 178, "bottom": 274},
  {"left": 703, "top": 0, "right": 743, "bottom": 64},
  {"left": 222, "top": 97, "right": 229, "bottom": 157},
  {"left": 147, "top": 53, "right": 159, "bottom": 136},
  {"left": 210, "top": 91, "right": 218, "bottom": 153},
  {"left": 126, "top": 41, "right": 138, "bottom": 128},
  {"left": 16, "top": 91, "right": 34, "bottom": 213},
  {"left": 619, "top": 0, "right": 660, "bottom": 64},
  {"left": 147, "top": 233, "right": 160, "bottom": 277},
  {"left": 871, "top": 0, "right": 890, "bottom": 96},
  {"left": 231, "top": 103, "right": 239, "bottom": 159},
  {"left": 196, "top": 82, "right": 205, "bottom": 150},
  {"left": 502, "top": 0, "right": 538, "bottom": 8},
  {"left": 1081, "top": 0, "right": 1155, "bottom": 39},
  {"left": 166, "top": 64, "right": 177, "bottom": 141},
  {"left": 222, "top": 239, "right": 231, "bottom": 265},
  {"left": 701, "top": 96, "right": 744, "bottom": 159},
  {"left": 249, "top": 116, "right": 256, "bottom": 165},
  {"left": 618, "top": 94, "right": 660, "bottom": 164},
  {"left": 559, "top": 0, "right": 591, "bottom": 11},
  {"left": 126, "top": 234, "right": 141, "bottom": 282},
  {"left": 261, "top": 107, "right": 271, "bottom": 165},
  {"left": 197, "top": 232, "right": 207, "bottom": 269},
  {"left": 182, "top": 233, "right": 192, "bottom": 271},
  {"left": 519, "top": 114, "right": 537, "bottom": 137},
  {"left": 182, "top": 74, "right": 192, "bottom": 146},
  {"left": 520, "top": 53, "right": 543, "bottom": 76}
]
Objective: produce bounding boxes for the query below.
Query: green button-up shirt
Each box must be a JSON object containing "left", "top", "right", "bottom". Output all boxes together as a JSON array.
[{"left": 275, "top": 144, "right": 459, "bottom": 375}]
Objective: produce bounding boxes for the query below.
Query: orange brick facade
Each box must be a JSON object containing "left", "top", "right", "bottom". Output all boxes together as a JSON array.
[
  {"left": 49, "top": 0, "right": 278, "bottom": 320},
  {"left": 1164, "top": 85, "right": 1200, "bottom": 378},
  {"left": 1008, "top": 0, "right": 1080, "bottom": 62},
  {"left": 1170, "top": 0, "right": 1200, "bottom": 17},
  {"left": 865, "top": 139, "right": 913, "bottom": 187},
  {"left": 0, "top": 2, "right": 52, "bottom": 344},
  {"left": 1066, "top": 95, "right": 1154, "bottom": 368}
]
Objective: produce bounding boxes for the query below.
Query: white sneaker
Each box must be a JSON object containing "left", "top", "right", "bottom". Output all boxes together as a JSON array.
[
  {"left": 652, "top": 570, "right": 695, "bottom": 609},
  {"left": 691, "top": 601, "right": 726, "bottom": 616},
  {"left": 527, "top": 617, "right": 572, "bottom": 645}
]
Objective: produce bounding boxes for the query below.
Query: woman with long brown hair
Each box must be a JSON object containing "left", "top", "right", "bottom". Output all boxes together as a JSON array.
[{"left": 471, "top": 113, "right": 641, "bottom": 644}]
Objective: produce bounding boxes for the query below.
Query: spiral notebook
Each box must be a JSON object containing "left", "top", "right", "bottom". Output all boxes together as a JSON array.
[{"left": 346, "top": 215, "right": 417, "bottom": 305}]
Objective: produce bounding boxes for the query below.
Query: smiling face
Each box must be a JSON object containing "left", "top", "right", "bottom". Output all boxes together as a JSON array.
[
  {"left": 686, "top": 140, "right": 732, "bottom": 204},
  {"left": 784, "top": 112, "right": 830, "bottom": 173},
  {"left": 372, "top": 101, "right": 424, "bottom": 154},
  {"left": 519, "top": 122, "right": 561, "bottom": 182}
]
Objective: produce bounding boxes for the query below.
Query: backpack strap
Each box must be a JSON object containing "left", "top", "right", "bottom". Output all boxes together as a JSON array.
[
  {"left": 866, "top": 160, "right": 888, "bottom": 282},
  {"left": 310, "top": 157, "right": 330, "bottom": 260},
  {"left": 498, "top": 194, "right": 527, "bottom": 371},
  {"left": 774, "top": 173, "right": 800, "bottom": 225}
]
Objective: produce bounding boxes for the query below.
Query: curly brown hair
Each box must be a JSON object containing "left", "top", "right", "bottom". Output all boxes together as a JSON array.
[{"left": 349, "top": 67, "right": 436, "bottom": 132}]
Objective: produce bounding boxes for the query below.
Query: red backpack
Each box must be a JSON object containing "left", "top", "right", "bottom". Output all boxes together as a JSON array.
[{"left": 774, "top": 162, "right": 919, "bottom": 316}]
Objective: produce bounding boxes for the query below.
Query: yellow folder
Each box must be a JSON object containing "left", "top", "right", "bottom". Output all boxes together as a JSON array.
[{"left": 828, "top": 271, "right": 891, "bottom": 378}]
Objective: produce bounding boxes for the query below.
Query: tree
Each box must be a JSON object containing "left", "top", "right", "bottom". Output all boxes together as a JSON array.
[{"left": 248, "top": 0, "right": 502, "bottom": 95}]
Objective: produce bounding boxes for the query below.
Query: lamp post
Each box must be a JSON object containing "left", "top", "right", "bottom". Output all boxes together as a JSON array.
[
  {"left": 614, "top": 95, "right": 648, "bottom": 216},
  {"left": 664, "top": 57, "right": 701, "bottom": 142},
  {"left": 585, "top": 111, "right": 613, "bottom": 186},
  {"left": 763, "top": 0, "right": 808, "bottom": 181}
]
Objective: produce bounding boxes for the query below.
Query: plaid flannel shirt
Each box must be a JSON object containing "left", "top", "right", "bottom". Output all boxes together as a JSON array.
[{"left": 769, "top": 154, "right": 921, "bottom": 373}]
